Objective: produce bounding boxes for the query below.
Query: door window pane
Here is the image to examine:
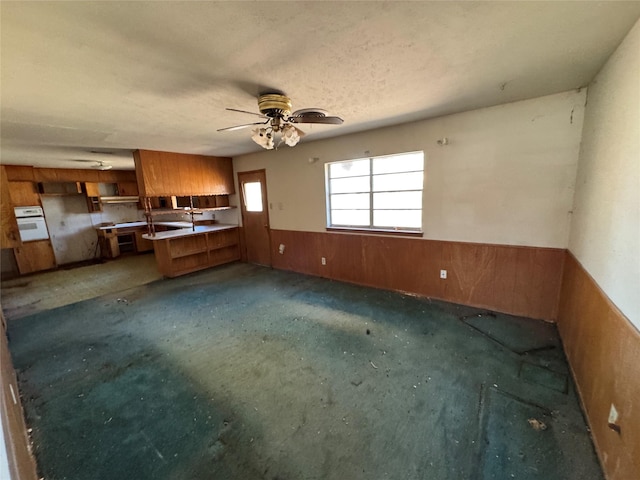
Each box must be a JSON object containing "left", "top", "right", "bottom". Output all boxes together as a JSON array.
[{"left": 244, "top": 182, "right": 263, "bottom": 212}]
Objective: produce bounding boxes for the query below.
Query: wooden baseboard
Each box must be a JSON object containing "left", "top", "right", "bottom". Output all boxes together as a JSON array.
[
  {"left": 557, "top": 252, "right": 640, "bottom": 480},
  {"left": 269, "top": 229, "right": 564, "bottom": 321}
]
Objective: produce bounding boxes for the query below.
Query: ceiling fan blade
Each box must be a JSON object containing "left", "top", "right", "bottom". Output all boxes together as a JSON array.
[
  {"left": 217, "top": 121, "right": 267, "bottom": 132},
  {"left": 226, "top": 108, "right": 267, "bottom": 118},
  {"left": 289, "top": 115, "right": 344, "bottom": 125}
]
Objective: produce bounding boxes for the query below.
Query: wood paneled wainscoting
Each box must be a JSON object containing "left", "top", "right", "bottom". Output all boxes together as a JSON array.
[
  {"left": 269, "top": 230, "right": 565, "bottom": 321},
  {"left": 557, "top": 252, "right": 640, "bottom": 480},
  {"left": 1, "top": 311, "right": 39, "bottom": 480}
]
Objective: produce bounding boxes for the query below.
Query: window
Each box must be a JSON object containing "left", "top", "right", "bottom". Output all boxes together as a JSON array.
[
  {"left": 243, "top": 182, "right": 263, "bottom": 212},
  {"left": 325, "top": 151, "right": 424, "bottom": 232}
]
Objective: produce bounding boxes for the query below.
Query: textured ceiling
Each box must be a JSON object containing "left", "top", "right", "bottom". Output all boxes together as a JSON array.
[{"left": 1, "top": 1, "right": 639, "bottom": 170}]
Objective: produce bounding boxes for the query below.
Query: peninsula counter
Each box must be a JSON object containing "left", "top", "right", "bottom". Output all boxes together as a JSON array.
[{"left": 143, "top": 224, "right": 240, "bottom": 277}]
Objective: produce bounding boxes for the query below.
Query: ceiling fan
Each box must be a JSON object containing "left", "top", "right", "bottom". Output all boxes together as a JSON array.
[{"left": 218, "top": 92, "right": 344, "bottom": 149}]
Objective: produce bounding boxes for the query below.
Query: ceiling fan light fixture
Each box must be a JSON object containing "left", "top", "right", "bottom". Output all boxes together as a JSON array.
[
  {"left": 251, "top": 123, "right": 306, "bottom": 150},
  {"left": 221, "top": 91, "right": 343, "bottom": 150},
  {"left": 251, "top": 127, "right": 274, "bottom": 150},
  {"left": 281, "top": 124, "right": 304, "bottom": 147}
]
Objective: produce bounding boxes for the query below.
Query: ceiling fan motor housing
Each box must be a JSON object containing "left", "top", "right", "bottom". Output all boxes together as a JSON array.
[{"left": 258, "top": 93, "right": 292, "bottom": 118}]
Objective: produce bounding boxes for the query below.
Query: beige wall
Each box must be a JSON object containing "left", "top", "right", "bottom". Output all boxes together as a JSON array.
[
  {"left": 568, "top": 19, "right": 640, "bottom": 328},
  {"left": 233, "top": 90, "right": 585, "bottom": 248}
]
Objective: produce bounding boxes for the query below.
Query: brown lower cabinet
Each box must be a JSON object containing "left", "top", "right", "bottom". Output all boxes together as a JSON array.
[
  {"left": 134, "top": 231, "right": 154, "bottom": 253},
  {"left": 97, "top": 227, "right": 155, "bottom": 258},
  {"left": 97, "top": 230, "right": 120, "bottom": 259},
  {"left": 14, "top": 240, "right": 56, "bottom": 274},
  {"left": 151, "top": 227, "right": 240, "bottom": 277}
]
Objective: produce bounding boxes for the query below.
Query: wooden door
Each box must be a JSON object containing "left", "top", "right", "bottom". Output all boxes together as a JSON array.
[{"left": 238, "top": 170, "right": 271, "bottom": 266}]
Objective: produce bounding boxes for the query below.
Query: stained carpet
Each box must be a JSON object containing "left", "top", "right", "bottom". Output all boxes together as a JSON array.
[{"left": 6, "top": 262, "right": 602, "bottom": 479}]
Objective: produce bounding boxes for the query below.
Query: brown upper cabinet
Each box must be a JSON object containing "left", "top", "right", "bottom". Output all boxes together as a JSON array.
[
  {"left": 133, "top": 149, "right": 234, "bottom": 197},
  {"left": 83, "top": 181, "right": 139, "bottom": 198},
  {"left": 98, "top": 170, "right": 136, "bottom": 184},
  {"left": 9, "top": 181, "right": 41, "bottom": 206},
  {"left": 3, "top": 165, "right": 35, "bottom": 182},
  {"left": 116, "top": 182, "right": 138, "bottom": 196},
  {"left": 83, "top": 182, "right": 101, "bottom": 197},
  {"left": 32, "top": 168, "right": 61, "bottom": 182},
  {"left": 83, "top": 182, "right": 102, "bottom": 212},
  {"left": 5, "top": 166, "right": 136, "bottom": 184},
  {"left": 32, "top": 167, "right": 99, "bottom": 183}
]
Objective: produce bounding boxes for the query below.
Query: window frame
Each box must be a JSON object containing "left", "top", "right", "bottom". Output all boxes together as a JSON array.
[{"left": 325, "top": 151, "right": 425, "bottom": 236}]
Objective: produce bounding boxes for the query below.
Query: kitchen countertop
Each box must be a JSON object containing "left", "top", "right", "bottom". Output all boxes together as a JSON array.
[{"left": 142, "top": 224, "right": 238, "bottom": 241}]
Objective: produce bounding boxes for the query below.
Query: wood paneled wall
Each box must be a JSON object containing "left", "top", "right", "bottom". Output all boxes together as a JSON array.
[
  {"left": 270, "top": 230, "right": 565, "bottom": 321},
  {"left": 0, "top": 166, "right": 21, "bottom": 249},
  {"left": 1, "top": 311, "right": 39, "bottom": 480},
  {"left": 557, "top": 252, "right": 640, "bottom": 480}
]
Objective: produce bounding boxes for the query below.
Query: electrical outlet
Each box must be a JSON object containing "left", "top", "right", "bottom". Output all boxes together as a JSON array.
[
  {"left": 608, "top": 404, "right": 618, "bottom": 424},
  {"left": 608, "top": 403, "right": 621, "bottom": 434},
  {"left": 440, "top": 269, "right": 447, "bottom": 279},
  {"left": 321, "top": 257, "right": 326, "bottom": 265}
]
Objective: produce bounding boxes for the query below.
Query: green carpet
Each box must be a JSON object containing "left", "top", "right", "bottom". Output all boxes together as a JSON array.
[{"left": 7, "top": 262, "right": 603, "bottom": 479}]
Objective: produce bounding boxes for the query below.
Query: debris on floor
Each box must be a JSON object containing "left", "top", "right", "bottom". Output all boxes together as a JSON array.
[
  {"left": 6, "top": 262, "right": 603, "bottom": 480},
  {"left": 528, "top": 418, "right": 548, "bottom": 431}
]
